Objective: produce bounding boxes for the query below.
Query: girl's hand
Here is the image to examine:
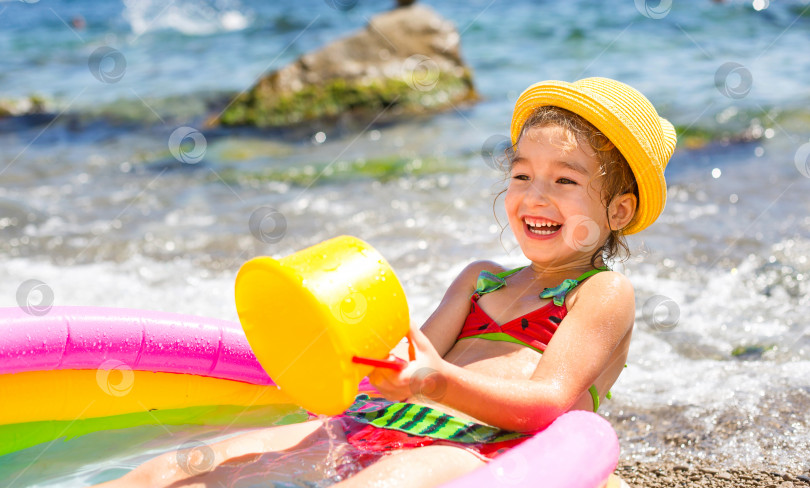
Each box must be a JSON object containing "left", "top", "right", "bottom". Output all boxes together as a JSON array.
[{"left": 367, "top": 326, "right": 449, "bottom": 403}]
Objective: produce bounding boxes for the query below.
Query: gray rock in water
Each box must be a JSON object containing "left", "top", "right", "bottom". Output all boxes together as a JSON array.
[{"left": 216, "top": 4, "right": 477, "bottom": 128}]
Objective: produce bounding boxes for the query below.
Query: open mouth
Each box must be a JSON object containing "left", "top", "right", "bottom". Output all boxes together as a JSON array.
[{"left": 525, "top": 218, "right": 562, "bottom": 236}]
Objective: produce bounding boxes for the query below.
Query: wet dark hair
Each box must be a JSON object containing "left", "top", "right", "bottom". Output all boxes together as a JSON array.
[{"left": 495, "top": 106, "right": 638, "bottom": 266}]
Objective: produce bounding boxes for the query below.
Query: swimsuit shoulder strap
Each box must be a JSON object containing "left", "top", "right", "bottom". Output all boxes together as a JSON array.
[
  {"left": 474, "top": 266, "right": 526, "bottom": 296},
  {"left": 539, "top": 267, "right": 609, "bottom": 307}
]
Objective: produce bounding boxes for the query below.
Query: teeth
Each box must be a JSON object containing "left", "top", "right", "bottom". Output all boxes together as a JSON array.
[{"left": 525, "top": 219, "right": 561, "bottom": 235}]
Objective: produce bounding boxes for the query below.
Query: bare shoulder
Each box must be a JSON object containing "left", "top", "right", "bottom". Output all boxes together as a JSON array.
[
  {"left": 459, "top": 259, "right": 507, "bottom": 279},
  {"left": 420, "top": 260, "right": 512, "bottom": 354},
  {"left": 567, "top": 271, "right": 635, "bottom": 325},
  {"left": 578, "top": 270, "right": 634, "bottom": 297},
  {"left": 443, "top": 260, "right": 509, "bottom": 298}
]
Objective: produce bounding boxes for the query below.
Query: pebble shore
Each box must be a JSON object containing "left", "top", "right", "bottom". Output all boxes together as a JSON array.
[{"left": 616, "top": 462, "right": 810, "bottom": 488}]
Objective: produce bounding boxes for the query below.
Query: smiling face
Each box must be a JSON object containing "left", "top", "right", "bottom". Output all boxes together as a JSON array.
[{"left": 505, "top": 125, "right": 636, "bottom": 268}]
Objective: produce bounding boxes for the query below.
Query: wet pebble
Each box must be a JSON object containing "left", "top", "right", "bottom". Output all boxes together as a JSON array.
[{"left": 616, "top": 461, "right": 809, "bottom": 488}]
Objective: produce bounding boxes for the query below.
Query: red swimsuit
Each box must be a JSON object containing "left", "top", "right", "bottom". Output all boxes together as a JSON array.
[
  {"left": 456, "top": 267, "right": 605, "bottom": 353},
  {"left": 457, "top": 292, "right": 565, "bottom": 353}
]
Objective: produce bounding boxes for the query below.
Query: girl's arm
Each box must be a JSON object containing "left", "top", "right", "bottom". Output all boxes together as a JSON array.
[
  {"left": 417, "top": 260, "right": 505, "bottom": 357},
  {"left": 372, "top": 271, "right": 635, "bottom": 432}
]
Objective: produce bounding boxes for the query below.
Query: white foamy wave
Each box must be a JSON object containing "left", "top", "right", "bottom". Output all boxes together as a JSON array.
[
  {"left": 123, "top": 0, "right": 252, "bottom": 37},
  {"left": 0, "top": 256, "right": 239, "bottom": 322},
  {"left": 601, "top": 238, "right": 810, "bottom": 470}
]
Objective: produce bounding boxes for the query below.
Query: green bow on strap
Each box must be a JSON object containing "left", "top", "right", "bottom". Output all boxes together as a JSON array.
[
  {"left": 539, "top": 279, "right": 580, "bottom": 306},
  {"left": 475, "top": 270, "right": 508, "bottom": 295}
]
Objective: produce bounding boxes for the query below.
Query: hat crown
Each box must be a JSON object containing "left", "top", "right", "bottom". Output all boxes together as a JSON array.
[
  {"left": 509, "top": 77, "right": 677, "bottom": 234},
  {"left": 574, "top": 77, "right": 675, "bottom": 170}
]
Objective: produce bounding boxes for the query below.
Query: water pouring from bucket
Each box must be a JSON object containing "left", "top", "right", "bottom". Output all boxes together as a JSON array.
[{"left": 235, "top": 236, "right": 411, "bottom": 415}]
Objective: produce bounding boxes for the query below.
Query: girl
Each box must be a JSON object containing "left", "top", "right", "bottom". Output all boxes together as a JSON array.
[{"left": 97, "top": 77, "right": 676, "bottom": 487}]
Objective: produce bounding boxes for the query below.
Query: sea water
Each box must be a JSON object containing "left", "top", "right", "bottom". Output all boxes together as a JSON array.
[{"left": 1, "top": 0, "right": 810, "bottom": 485}]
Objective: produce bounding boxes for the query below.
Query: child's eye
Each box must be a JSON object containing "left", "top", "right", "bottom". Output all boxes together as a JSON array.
[
  {"left": 512, "top": 174, "right": 530, "bottom": 181},
  {"left": 557, "top": 177, "right": 577, "bottom": 185}
]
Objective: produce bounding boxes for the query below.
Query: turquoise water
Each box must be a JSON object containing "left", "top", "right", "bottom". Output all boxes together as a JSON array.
[{"left": 2, "top": 0, "right": 810, "bottom": 485}]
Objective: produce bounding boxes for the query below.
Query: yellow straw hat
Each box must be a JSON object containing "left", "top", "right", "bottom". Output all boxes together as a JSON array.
[{"left": 510, "top": 77, "right": 677, "bottom": 235}]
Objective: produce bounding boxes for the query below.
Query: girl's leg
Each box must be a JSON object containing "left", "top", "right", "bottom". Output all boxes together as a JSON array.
[
  {"left": 93, "top": 419, "right": 336, "bottom": 488},
  {"left": 334, "top": 444, "right": 485, "bottom": 488}
]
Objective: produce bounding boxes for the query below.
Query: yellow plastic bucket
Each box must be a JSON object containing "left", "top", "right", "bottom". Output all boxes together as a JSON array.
[{"left": 235, "top": 236, "right": 410, "bottom": 415}]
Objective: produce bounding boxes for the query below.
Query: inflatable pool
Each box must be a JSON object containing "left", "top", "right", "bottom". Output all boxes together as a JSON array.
[
  {"left": 0, "top": 305, "right": 619, "bottom": 486},
  {"left": 0, "top": 305, "right": 293, "bottom": 457}
]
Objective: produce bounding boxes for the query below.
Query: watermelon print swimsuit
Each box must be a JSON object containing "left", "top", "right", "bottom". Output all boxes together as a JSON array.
[{"left": 337, "top": 267, "right": 608, "bottom": 460}]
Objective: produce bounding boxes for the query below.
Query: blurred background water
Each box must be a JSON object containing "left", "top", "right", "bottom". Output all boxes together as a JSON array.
[{"left": 1, "top": 0, "right": 810, "bottom": 485}]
